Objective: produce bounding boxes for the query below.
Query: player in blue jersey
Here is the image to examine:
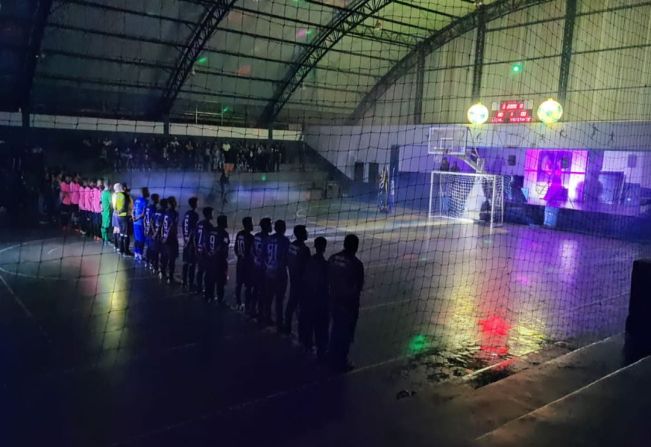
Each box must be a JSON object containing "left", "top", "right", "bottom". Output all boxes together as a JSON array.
[
  {"left": 151, "top": 198, "right": 167, "bottom": 276},
  {"left": 194, "top": 207, "right": 214, "bottom": 295},
  {"left": 143, "top": 193, "right": 159, "bottom": 268},
  {"left": 328, "top": 234, "right": 364, "bottom": 372},
  {"left": 302, "top": 236, "right": 329, "bottom": 360},
  {"left": 132, "top": 187, "right": 149, "bottom": 262},
  {"left": 181, "top": 197, "right": 199, "bottom": 290},
  {"left": 252, "top": 218, "right": 272, "bottom": 322},
  {"left": 234, "top": 217, "right": 255, "bottom": 312},
  {"left": 161, "top": 196, "right": 179, "bottom": 284},
  {"left": 204, "top": 215, "right": 229, "bottom": 304},
  {"left": 265, "top": 219, "right": 290, "bottom": 332},
  {"left": 284, "top": 225, "right": 311, "bottom": 335}
]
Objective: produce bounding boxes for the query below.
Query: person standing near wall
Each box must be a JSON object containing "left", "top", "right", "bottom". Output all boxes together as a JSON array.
[
  {"left": 234, "top": 217, "right": 255, "bottom": 311},
  {"left": 144, "top": 194, "right": 159, "bottom": 268},
  {"left": 265, "top": 220, "right": 290, "bottom": 333},
  {"left": 100, "top": 180, "right": 112, "bottom": 244},
  {"left": 328, "top": 234, "right": 364, "bottom": 372},
  {"left": 285, "top": 225, "right": 310, "bottom": 336},
  {"left": 181, "top": 197, "right": 199, "bottom": 290},
  {"left": 132, "top": 187, "right": 149, "bottom": 262},
  {"left": 161, "top": 197, "right": 179, "bottom": 284},
  {"left": 302, "top": 236, "right": 330, "bottom": 360},
  {"left": 194, "top": 207, "right": 214, "bottom": 295},
  {"left": 252, "top": 218, "right": 272, "bottom": 322},
  {"left": 60, "top": 174, "right": 71, "bottom": 230}
]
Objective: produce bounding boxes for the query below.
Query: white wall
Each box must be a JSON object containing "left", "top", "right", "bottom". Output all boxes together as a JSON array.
[
  {"left": 0, "top": 112, "right": 302, "bottom": 141},
  {"left": 305, "top": 121, "right": 651, "bottom": 179}
]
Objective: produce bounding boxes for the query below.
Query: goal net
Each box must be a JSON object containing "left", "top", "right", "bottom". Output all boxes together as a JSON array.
[{"left": 429, "top": 171, "right": 505, "bottom": 227}]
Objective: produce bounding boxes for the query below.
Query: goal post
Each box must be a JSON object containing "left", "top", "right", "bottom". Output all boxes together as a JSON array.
[{"left": 429, "top": 171, "right": 505, "bottom": 227}]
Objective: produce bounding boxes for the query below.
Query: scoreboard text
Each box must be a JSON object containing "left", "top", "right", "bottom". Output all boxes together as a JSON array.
[{"left": 490, "top": 100, "right": 534, "bottom": 123}]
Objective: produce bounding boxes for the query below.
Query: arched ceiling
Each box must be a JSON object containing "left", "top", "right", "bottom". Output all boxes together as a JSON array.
[{"left": 0, "top": 0, "right": 513, "bottom": 126}]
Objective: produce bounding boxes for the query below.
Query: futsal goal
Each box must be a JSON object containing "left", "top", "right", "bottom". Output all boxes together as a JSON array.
[{"left": 429, "top": 171, "right": 505, "bottom": 228}]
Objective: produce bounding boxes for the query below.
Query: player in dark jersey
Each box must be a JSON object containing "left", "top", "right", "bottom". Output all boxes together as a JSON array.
[
  {"left": 284, "top": 225, "right": 311, "bottom": 335},
  {"left": 132, "top": 187, "right": 149, "bottom": 262},
  {"left": 328, "top": 234, "right": 364, "bottom": 372},
  {"left": 234, "top": 216, "right": 254, "bottom": 312},
  {"left": 181, "top": 197, "right": 199, "bottom": 290},
  {"left": 194, "top": 207, "right": 214, "bottom": 295},
  {"left": 252, "top": 217, "right": 272, "bottom": 321},
  {"left": 265, "top": 220, "right": 290, "bottom": 332},
  {"left": 143, "top": 193, "right": 159, "bottom": 269},
  {"left": 151, "top": 198, "right": 167, "bottom": 275},
  {"left": 204, "top": 215, "right": 229, "bottom": 304},
  {"left": 302, "top": 236, "right": 329, "bottom": 360},
  {"left": 161, "top": 196, "right": 179, "bottom": 284}
]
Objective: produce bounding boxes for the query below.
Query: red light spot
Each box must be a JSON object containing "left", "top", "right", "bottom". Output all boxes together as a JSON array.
[
  {"left": 236, "top": 64, "right": 252, "bottom": 77},
  {"left": 479, "top": 316, "right": 510, "bottom": 336}
]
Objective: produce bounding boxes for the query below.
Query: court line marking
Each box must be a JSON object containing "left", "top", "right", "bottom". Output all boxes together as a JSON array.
[{"left": 474, "top": 352, "right": 651, "bottom": 443}]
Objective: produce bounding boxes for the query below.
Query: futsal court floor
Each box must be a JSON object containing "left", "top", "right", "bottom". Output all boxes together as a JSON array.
[{"left": 2, "top": 193, "right": 650, "bottom": 446}]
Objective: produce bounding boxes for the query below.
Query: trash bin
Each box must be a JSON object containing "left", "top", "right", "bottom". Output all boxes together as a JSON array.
[{"left": 544, "top": 206, "right": 559, "bottom": 228}]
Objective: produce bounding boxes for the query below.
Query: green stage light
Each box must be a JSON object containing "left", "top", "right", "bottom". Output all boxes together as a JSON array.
[
  {"left": 511, "top": 62, "right": 523, "bottom": 74},
  {"left": 408, "top": 334, "right": 429, "bottom": 354},
  {"left": 196, "top": 56, "right": 208, "bottom": 65}
]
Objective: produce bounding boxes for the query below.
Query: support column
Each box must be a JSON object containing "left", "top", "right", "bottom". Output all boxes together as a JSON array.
[
  {"left": 471, "top": 8, "right": 487, "bottom": 102},
  {"left": 163, "top": 115, "right": 170, "bottom": 136},
  {"left": 21, "top": 108, "right": 30, "bottom": 129},
  {"left": 413, "top": 49, "right": 425, "bottom": 125},
  {"left": 558, "top": 0, "right": 577, "bottom": 102}
]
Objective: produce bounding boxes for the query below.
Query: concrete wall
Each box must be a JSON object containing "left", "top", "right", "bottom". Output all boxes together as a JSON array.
[
  {"left": 0, "top": 112, "right": 302, "bottom": 141},
  {"left": 305, "top": 121, "right": 651, "bottom": 180}
]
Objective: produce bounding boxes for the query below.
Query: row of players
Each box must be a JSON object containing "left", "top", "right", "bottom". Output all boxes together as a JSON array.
[{"left": 102, "top": 185, "right": 364, "bottom": 372}]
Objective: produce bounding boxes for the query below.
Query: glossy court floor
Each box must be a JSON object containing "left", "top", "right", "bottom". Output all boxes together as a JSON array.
[{"left": 2, "top": 192, "right": 650, "bottom": 446}]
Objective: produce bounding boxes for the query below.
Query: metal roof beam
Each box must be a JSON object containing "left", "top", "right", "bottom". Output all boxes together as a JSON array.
[
  {"left": 61, "top": 0, "right": 401, "bottom": 59},
  {"left": 17, "top": 0, "right": 54, "bottom": 111},
  {"left": 156, "top": 0, "right": 237, "bottom": 119},
  {"left": 348, "top": 0, "right": 553, "bottom": 123},
  {"left": 41, "top": 48, "right": 365, "bottom": 95},
  {"left": 43, "top": 22, "right": 383, "bottom": 79},
  {"left": 258, "top": 0, "right": 396, "bottom": 126},
  {"left": 181, "top": 0, "right": 418, "bottom": 47},
  {"left": 303, "top": 0, "right": 432, "bottom": 32}
]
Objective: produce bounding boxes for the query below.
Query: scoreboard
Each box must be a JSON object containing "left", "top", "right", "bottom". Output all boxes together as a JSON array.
[{"left": 490, "top": 99, "right": 534, "bottom": 123}]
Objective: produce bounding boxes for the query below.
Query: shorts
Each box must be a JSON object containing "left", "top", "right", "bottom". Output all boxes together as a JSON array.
[
  {"left": 236, "top": 259, "right": 253, "bottom": 285},
  {"left": 133, "top": 224, "right": 145, "bottom": 242},
  {"left": 118, "top": 216, "right": 129, "bottom": 235},
  {"left": 183, "top": 243, "right": 196, "bottom": 263},
  {"left": 164, "top": 240, "right": 179, "bottom": 259}
]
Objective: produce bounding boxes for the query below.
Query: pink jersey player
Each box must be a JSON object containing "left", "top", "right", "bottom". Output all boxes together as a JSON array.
[
  {"left": 69, "top": 181, "right": 80, "bottom": 207},
  {"left": 60, "top": 180, "right": 71, "bottom": 206},
  {"left": 92, "top": 186, "right": 102, "bottom": 213}
]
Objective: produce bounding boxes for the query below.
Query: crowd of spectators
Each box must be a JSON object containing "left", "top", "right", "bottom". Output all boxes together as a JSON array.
[
  {"left": 92, "top": 136, "right": 291, "bottom": 173},
  {"left": 0, "top": 134, "right": 303, "bottom": 226}
]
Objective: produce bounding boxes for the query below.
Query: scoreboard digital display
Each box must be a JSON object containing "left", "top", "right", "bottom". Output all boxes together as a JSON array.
[{"left": 490, "top": 100, "right": 534, "bottom": 123}]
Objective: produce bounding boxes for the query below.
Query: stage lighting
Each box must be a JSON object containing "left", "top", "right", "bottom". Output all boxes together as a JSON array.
[
  {"left": 511, "top": 62, "right": 523, "bottom": 74},
  {"left": 467, "top": 103, "right": 489, "bottom": 125},
  {"left": 537, "top": 98, "right": 563, "bottom": 124}
]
